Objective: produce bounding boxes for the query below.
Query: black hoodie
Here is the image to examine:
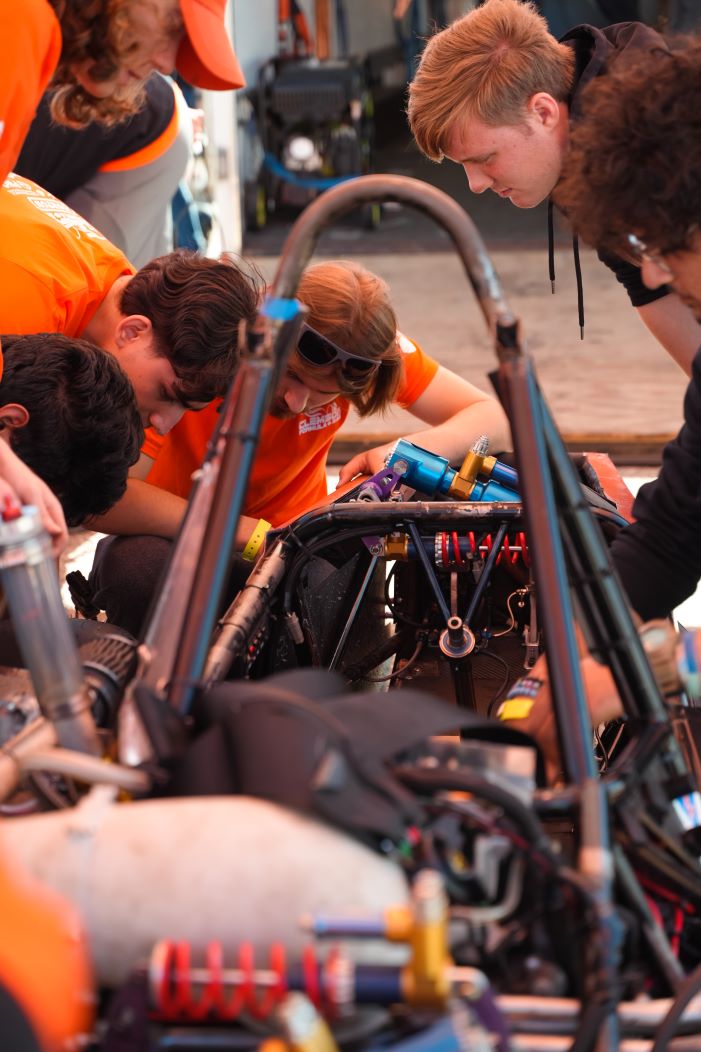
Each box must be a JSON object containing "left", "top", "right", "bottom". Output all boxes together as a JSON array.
[
  {"left": 610, "top": 347, "right": 701, "bottom": 621},
  {"left": 552, "top": 22, "right": 672, "bottom": 321},
  {"left": 563, "top": 26, "right": 700, "bottom": 619}
]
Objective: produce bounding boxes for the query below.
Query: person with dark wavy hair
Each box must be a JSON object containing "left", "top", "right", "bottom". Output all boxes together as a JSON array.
[
  {"left": 554, "top": 41, "right": 701, "bottom": 297},
  {"left": 0, "top": 333, "right": 143, "bottom": 525},
  {"left": 0, "top": 175, "right": 261, "bottom": 434},
  {"left": 552, "top": 40, "right": 701, "bottom": 623}
]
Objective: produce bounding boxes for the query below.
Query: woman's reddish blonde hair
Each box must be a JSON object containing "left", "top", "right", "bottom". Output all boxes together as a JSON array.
[
  {"left": 48, "top": 0, "right": 172, "bottom": 126},
  {"left": 298, "top": 260, "right": 403, "bottom": 417}
]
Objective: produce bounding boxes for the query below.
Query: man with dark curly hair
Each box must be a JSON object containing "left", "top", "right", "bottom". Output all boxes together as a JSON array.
[
  {"left": 408, "top": 0, "right": 701, "bottom": 375},
  {"left": 0, "top": 333, "right": 143, "bottom": 525},
  {"left": 553, "top": 39, "right": 701, "bottom": 624}
]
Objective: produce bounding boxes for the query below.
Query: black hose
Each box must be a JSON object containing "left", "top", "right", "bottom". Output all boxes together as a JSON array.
[
  {"left": 392, "top": 765, "right": 557, "bottom": 863},
  {"left": 651, "top": 961, "right": 701, "bottom": 1051}
]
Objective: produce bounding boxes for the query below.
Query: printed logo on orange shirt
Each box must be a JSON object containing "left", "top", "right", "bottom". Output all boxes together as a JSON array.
[
  {"left": 3, "top": 174, "right": 107, "bottom": 241},
  {"left": 298, "top": 402, "right": 342, "bottom": 434}
]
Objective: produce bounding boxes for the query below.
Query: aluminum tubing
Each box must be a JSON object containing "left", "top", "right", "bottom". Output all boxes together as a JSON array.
[
  {"left": 498, "top": 994, "right": 701, "bottom": 1032},
  {"left": 2, "top": 795, "right": 409, "bottom": 986}
]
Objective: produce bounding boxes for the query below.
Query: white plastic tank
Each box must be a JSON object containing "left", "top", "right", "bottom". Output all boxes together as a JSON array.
[{"left": 2, "top": 793, "right": 409, "bottom": 986}]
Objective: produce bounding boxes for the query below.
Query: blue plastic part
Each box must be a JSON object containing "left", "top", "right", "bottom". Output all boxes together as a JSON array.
[
  {"left": 470, "top": 478, "right": 521, "bottom": 503},
  {"left": 308, "top": 917, "right": 385, "bottom": 937},
  {"left": 261, "top": 295, "right": 304, "bottom": 322},
  {"left": 490, "top": 460, "right": 519, "bottom": 489},
  {"left": 388, "top": 438, "right": 520, "bottom": 502},
  {"left": 368, "top": 1017, "right": 461, "bottom": 1052},
  {"left": 388, "top": 439, "right": 455, "bottom": 497}
]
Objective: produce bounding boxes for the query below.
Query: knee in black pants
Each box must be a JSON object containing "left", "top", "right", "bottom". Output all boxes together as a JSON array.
[{"left": 88, "top": 534, "right": 172, "bottom": 638}]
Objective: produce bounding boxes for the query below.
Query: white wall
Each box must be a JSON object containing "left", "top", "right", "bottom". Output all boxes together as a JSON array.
[
  {"left": 233, "top": 2, "right": 278, "bottom": 87},
  {"left": 233, "top": 1, "right": 402, "bottom": 69}
]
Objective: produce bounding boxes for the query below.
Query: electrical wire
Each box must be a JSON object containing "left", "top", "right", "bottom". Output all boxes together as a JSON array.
[
  {"left": 492, "top": 587, "right": 530, "bottom": 637},
  {"left": 361, "top": 639, "right": 425, "bottom": 683}
]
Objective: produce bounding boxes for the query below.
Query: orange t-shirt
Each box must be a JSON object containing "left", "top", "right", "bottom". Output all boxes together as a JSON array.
[
  {"left": 144, "top": 335, "right": 440, "bottom": 526},
  {"left": 0, "top": 0, "right": 62, "bottom": 379},
  {"left": 0, "top": 0, "right": 61, "bottom": 187},
  {"left": 0, "top": 175, "right": 134, "bottom": 335}
]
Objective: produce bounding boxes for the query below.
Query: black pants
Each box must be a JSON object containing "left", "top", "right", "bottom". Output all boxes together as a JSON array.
[{"left": 85, "top": 535, "right": 251, "bottom": 639}]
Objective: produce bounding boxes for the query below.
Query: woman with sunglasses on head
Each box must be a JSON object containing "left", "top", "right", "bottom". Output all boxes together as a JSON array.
[
  {"left": 78, "top": 259, "right": 510, "bottom": 637},
  {"left": 129, "top": 259, "right": 510, "bottom": 533}
]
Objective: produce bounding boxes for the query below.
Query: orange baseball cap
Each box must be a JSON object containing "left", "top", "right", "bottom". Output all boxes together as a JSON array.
[{"left": 177, "top": 0, "right": 246, "bottom": 91}]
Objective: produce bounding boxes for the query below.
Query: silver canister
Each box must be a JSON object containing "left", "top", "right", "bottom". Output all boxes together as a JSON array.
[{"left": 0, "top": 506, "right": 100, "bottom": 755}]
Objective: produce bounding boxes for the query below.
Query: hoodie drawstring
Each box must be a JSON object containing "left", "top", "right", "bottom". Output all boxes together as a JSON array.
[
  {"left": 572, "top": 233, "right": 584, "bottom": 340},
  {"left": 547, "top": 199, "right": 585, "bottom": 340}
]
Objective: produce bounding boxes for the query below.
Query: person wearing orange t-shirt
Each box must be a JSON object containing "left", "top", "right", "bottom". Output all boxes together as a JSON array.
[
  {"left": 75, "top": 260, "right": 511, "bottom": 636},
  {"left": 0, "top": 175, "right": 259, "bottom": 437}
]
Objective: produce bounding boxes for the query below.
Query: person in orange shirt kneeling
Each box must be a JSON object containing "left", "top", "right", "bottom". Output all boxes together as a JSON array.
[{"left": 74, "top": 259, "right": 512, "bottom": 637}]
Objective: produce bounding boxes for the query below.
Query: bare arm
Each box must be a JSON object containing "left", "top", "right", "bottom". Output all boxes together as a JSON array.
[
  {"left": 502, "top": 651, "right": 622, "bottom": 782},
  {"left": 87, "top": 477, "right": 187, "bottom": 538},
  {"left": 90, "top": 461, "right": 259, "bottom": 550},
  {"left": 337, "top": 366, "right": 511, "bottom": 484},
  {"left": 637, "top": 293, "right": 701, "bottom": 377}
]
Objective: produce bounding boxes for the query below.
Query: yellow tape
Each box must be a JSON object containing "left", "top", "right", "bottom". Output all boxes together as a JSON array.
[
  {"left": 241, "top": 518, "right": 272, "bottom": 562},
  {"left": 497, "top": 697, "right": 535, "bottom": 721}
]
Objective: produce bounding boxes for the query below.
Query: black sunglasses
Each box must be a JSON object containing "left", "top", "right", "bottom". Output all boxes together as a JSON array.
[{"left": 297, "top": 323, "right": 381, "bottom": 380}]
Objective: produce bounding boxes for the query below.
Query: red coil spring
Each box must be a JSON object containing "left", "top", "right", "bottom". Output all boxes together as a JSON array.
[
  {"left": 150, "top": 939, "right": 292, "bottom": 1021},
  {"left": 437, "top": 531, "right": 529, "bottom": 568},
  {"left": 149, "top": 942, "right": 344, "bottom": 1023}
]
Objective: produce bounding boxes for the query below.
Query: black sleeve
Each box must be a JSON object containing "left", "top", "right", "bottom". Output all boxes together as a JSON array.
[
  {"left": 610, "top": 349, "right": 701, "bottom": 619},
  {"left": 597, "top": 247, "right": 671, "bottom": 309},
  {"left": 16, "top": 74, "right": 175, "bottom": 199}
]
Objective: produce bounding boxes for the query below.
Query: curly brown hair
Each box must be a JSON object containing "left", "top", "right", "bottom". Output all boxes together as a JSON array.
[
  {"left": 554, "top": 39, "right": 701, "bottom": 258},
  {"left": 47, "top": 0, "right": 165, "bottom": 126},
  {"left": 408, "top": 0, "right": 574, "bottom": 162},
  {"left": 120, "top": 251, "right": 262, "bottom": 404},
  {"left": 298, "top": 261, "right": 402, "bottom": 418}
]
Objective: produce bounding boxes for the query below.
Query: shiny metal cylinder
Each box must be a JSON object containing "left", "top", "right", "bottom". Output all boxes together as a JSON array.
[{"left": 0, "top": 506, "right": 100, "bottom": 754}]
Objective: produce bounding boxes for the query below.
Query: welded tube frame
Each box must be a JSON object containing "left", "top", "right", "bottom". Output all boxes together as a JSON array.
[{"left": 495, "top": 344, "right": 596, "bottom": 785}]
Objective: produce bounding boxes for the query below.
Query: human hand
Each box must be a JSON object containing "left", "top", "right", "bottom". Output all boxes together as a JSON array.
[
  {"left": 394, "top": 0, "right": 413, "bottom": 17},
  {"left": 639, "top": 618, "right": 683, "bottom": 696},
  {"left": 0, "top": 443, "right": 68, "bottom": 556},
  {"left": 336, "top": 444, "right": 393, "bottom": 486}
]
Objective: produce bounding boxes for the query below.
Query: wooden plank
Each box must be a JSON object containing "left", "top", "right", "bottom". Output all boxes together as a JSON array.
[{"left": 328, "top": 432, "right": 674, "bottom": 468}]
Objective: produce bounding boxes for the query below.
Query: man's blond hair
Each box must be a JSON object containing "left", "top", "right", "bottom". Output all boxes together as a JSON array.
[{"left": 408, "top": 0, "right": 575, "bottom": 161}]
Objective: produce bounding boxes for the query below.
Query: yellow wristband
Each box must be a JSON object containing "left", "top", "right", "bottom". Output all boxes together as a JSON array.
[
  {"left": 241, "top": 518, "right": 271, "bottom": 561},
  {"left": 496, "top": 697, "right": 535, "bottom": 721}
]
